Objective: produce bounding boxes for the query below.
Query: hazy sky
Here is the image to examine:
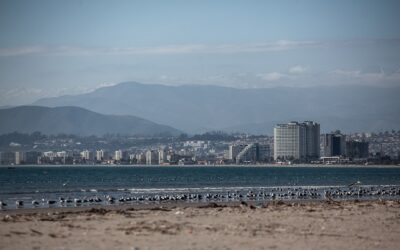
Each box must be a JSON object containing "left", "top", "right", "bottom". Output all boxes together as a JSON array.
[{"left": 1, "top": 0, "right": 400, "bottom": 105}]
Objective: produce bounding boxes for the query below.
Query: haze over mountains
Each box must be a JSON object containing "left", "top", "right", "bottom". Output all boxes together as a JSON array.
[
  {"left": 33, "top": 82, "right": 400, "bottom": 134},
  {"left": 0, "top": 106, "right": 181, "bottom": 136}
]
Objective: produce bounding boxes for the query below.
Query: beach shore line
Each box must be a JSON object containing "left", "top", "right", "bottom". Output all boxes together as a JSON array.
[{"left": 1, "top": 200, "right": 399, "bottom": 250}]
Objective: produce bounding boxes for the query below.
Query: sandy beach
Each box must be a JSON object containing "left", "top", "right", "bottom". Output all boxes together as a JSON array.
[{"left": 0, "top": 200, "right": 399, "bottom": 250}]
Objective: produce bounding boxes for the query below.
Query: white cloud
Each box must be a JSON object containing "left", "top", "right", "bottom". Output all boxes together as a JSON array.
[
  {"left": 93, "top": 82, "right": 118, "bottom": 90},
  {"left": 0, "top": 40, "right": 321, "bottom": 57},
  {"left": 2, "top": 38, "right": 398, "bottom": 57},
  {"left": 0, "top": 46, "right": 45, "bottom": 56},
  {"left": 331, "top": 69, "right": 362, "bottom": 78},
  {"left": 0, "top": 87, "right": 48, "bottom": 105},
  {"left": 1, "top": 87, "right": 43, "bottom": 97},
  {"left": 256, "top": 72, "right": 286, "bottom": 82},
  {"left": 330, "top": 68, "right": 400, "bottom": 86},
  {"left": 289, "top": 65, "right": 309, "bottom": 74}
]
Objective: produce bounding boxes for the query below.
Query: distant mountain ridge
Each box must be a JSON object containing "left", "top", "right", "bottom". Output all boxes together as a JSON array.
[
  {"left": 0, "top": 106, "right": 181, "bottom": 136},
  {"left": 34, "top": 82, "right": 400, "bottom": 134}
]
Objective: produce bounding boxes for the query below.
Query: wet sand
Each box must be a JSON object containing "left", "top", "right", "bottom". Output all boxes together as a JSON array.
[{"left": 0, "top": 200, "right": 399, "bottom": 250}]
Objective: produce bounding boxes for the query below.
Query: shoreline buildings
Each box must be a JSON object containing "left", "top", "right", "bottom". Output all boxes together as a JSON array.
[
  {"left": 228, "top": 143, "right": 270, "bottom": 164},
  {"left": 346, "top": 140, "right": 369, "bottom": 159},
  {"left": 1, "top": 125, "right": 397, "bottom": 165},
  {"left": 274, "top": 121, "right": 320, "bottom": 162},
  {"left": 322, "top": 131, "right": 346, "bottom": 157}
]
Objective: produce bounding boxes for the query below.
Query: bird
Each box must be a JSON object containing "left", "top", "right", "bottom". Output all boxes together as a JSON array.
[
  {"left": 16, "top": 200, "right": 24, "bottom": 207},
  {"left": 0, "top": 201, "right": 7, "bottom": 207},
  {"left": 47, "top": 200, "right": 57, "bottom": 205},
  {"left": 348, "top": 181, "right": 361, "bottom": 187}
]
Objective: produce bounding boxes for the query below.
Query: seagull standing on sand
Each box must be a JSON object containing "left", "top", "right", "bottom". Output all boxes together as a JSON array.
[{"left": 16, "top": 200, "right": 24, "bottom": 207}]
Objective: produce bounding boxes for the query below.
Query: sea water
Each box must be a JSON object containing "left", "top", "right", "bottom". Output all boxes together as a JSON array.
[{"left": 1, "top": 166, "right": 400, "bottom": 209}]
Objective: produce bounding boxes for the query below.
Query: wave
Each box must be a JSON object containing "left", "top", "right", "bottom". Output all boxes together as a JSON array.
[{"left": 2, "top": 184, "right": 400, "bottom": 196}]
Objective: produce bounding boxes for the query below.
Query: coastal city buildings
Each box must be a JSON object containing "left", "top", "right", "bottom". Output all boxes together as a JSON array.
[
  {"left": 96, "top": 149, "right": 108, "bottom": 162},
  {"left": 146, "top": 150, "right": 158, "bottom": 165},
  {"left": 114, "top": 150, "right": 124, "bottom": 162},
  {"left": 24, "top": 151, "right": 41, "bottom": 164},
  {"left": 81, "top": 150, "right": 93, "bottom": 161},
  {"left": 274, "top": 121, "right": 320, "bottom": 162},
  {"left": 346, "top": 140, "right": 369, "bottom": 159},
  {"left": 274, "top": 122, "right": 305, "bottom": 161},
  {"left": 322, "top": 131, "right": 346, "bottom": 157},
  {"left": 0, "top": 151, "right": 15, "bottom": 165},
  {"left": 0, "top": 127, "right": 399, "bottom": 166},
  {"left": 235, "top": 143, "right": 270, "bottom": 164},
  {"left": 158, "top": 149, "right": 166, "bottom": 164},
  {"left": 228, "top": 144, "right": 247, "bottom": 162},
  {"left": 304, "top": 121, "right": 320, "bottom": 159},
  {"left": 135, "top": 153, "right": 146, "bottom": 164},
  {"left": 15, "top": 151, "right": 23, "bottom": 165}
]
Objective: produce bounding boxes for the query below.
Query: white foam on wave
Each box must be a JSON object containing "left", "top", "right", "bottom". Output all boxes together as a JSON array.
[{"left": 126, "top": 184, "right": 400, "bottom": 194}]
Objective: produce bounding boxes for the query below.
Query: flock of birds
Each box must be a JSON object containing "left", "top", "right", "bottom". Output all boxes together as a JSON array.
[{"left": 1, "top": 184, "right": 400, "bottom": 209}]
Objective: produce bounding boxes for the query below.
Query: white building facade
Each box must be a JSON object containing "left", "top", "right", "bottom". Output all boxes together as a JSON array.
[
  {"left": 274, "top": 121, "right": 320, "bottom": 161},
  {"left": 146, "top": 150, "right": 159, "bottom": 165}
]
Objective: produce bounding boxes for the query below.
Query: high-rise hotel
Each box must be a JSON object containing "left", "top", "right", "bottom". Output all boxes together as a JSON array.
[{"left": 274, "top": 121, "right": 320, "bottom": 161}]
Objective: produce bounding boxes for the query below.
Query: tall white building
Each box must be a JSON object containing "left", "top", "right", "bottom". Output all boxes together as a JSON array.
[
  {"left": 158, "top": 149, "right": 166, "bottom": 164},
  {"left": 81, "top": 150, "right": 93, "bottom": 161},
  {"left": 146, "top": 150, "right": 159, "bottom": 165},
  {"left": 43, "top": 151, "right": 56, "bottom": 160},
  {"left": 274, "top": 121, "right": 320, "bottom": 161},
  {"left": 15, "top": 151, "right": 24, "bottom": 165},
  {"left": 135, "top": 153, "right": 146, "bottom": 164},
  {"left": 96, "top": 150, "right": 108, "bottom": 162},
  {"left": 56, "top": 151, "right": 68, "bottom": 158},
  {"left": 114, "top": 150, "right": 124, "bottom": 161}
]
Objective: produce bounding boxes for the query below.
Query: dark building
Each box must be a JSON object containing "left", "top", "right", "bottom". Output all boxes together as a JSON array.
[
  {"left": 346, "top": 141, "right": 369, "bottom": 159},
  {"left": 0, "top": 151, "right": 15, "bottom": 165},
  {"left": 322, "top": 131, "right": 346, "bottom": 157},
  {"left": 304, "top": 121, "right": 321, "bottom": 160},
  {"left": 24, "top": 151, "right": 41, "bottom": 164}
]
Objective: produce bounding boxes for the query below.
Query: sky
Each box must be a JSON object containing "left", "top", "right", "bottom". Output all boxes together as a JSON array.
[{"left": 0, "top": 0, "right": 400, "bottom": 105}]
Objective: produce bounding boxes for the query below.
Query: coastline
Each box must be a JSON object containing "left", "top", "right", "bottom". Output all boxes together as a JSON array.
[
  {"left": 1, "top": 200, "right": 399, "bottom": 250},
  {"left": 1, "top": 164, "right": 400, "bottom": 168}
]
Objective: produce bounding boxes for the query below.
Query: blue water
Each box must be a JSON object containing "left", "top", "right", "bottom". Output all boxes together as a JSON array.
[{"left": 1, "top": 166, "right": 400, "bottom": 209}]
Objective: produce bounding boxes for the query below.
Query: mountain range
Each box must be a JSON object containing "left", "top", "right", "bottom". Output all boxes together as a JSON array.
[
  {"left": 0, "top": 106, "right": 181, "bottom": 136},
  {"left": 34, "top": 82, "right": 400, "bottom": 134}
]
